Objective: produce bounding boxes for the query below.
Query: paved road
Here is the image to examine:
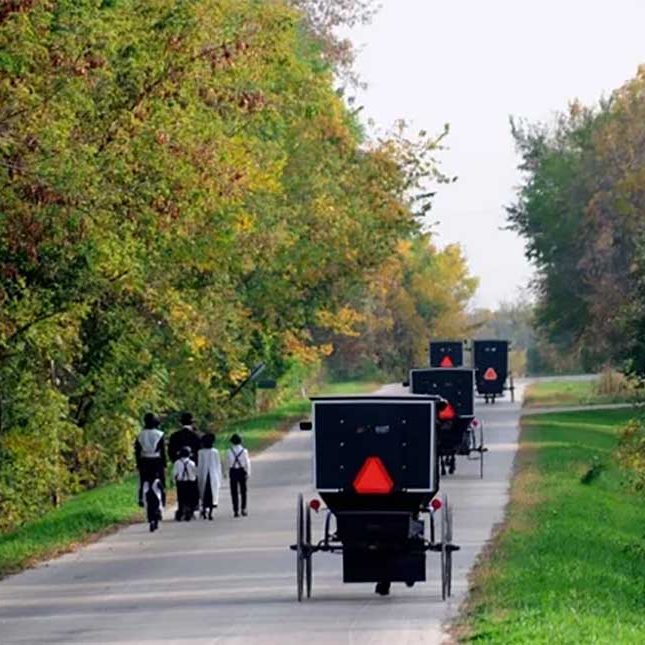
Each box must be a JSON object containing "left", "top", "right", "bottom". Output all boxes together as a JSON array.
[{"left": 0, "top": 383, "right": 526, "bottom": 645}]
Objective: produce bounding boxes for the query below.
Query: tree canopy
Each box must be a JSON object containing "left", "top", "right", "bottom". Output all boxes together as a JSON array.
[
  {"left": 0, "top": 0, "right": 475, "bottom": 531},
  {"left": 509, "top": 67, "right": 645, "bottom": 374}
]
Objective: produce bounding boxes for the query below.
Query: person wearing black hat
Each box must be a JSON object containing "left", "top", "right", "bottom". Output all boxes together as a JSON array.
[
  {"left": 134, "top": 413, "right": 166, "bottom": 522},
  {"left": 168, "top": 412, "right": 201, "bottom": 465}
]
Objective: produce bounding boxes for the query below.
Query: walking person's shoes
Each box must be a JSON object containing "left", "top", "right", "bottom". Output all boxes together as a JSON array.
[
  {"left": 241, "top": 509, "right": 248, "bottom": 517},
  {"left": 234, "top": 511, "right": 239, "bottom": 517}
]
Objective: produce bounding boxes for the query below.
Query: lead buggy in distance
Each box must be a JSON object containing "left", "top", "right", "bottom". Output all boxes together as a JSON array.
[
  {"left": 429, "top": 340, "right": 464, "bottom": 368},
  {"left": 293, "top": 395, "right": 459, "bottom": 601}
]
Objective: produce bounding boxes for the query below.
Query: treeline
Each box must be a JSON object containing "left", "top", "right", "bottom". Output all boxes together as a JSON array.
[
  {"left": 0, "top": 0, "right": 475, "bottom": 530},
  {"left": 471, "top": 299, "right": 583, "bottom": 376},
  {"left": 509, "top": 66, "right": 645, "bottom": 375}
]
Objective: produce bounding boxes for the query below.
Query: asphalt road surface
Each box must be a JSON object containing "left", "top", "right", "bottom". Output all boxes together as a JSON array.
[{"left": 0, "top": 383, "right": 526, "bottom": 644}]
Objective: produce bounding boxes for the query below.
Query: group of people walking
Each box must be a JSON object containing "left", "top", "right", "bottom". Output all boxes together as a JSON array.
[{"left": 134, "top": 412, "right": 251, "bottom": 532}]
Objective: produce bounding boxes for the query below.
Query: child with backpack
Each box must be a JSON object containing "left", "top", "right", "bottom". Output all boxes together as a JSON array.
[
  {"left": 227, "top": 433, "right": 251, "bottom": 517},
  {"left": 173, "top": 447, "right": 199, "bottom": 521}
]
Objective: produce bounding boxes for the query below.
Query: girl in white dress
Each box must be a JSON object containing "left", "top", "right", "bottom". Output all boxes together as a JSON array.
[{"left": 197, "top": 433, "right": 222, "bottom": 520}]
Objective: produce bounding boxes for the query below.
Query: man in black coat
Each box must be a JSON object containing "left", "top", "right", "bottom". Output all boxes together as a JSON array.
[{"left": 168, "top": 412, "right": 202, "bottom": 464}]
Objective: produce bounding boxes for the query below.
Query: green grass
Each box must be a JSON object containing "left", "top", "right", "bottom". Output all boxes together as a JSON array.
[
  {"left": 523, "top": 379, "right": 639, "bottom": 408},
  {"left": 0, "top": 379, "right": 379, "bottom": 579},
  {"left": 0, "top": 477, "right": 139, "bottom": 578},
  {"left": 461, "top": 409, "right": 645, "bottom": 643},
  {"left": 224, "top": 380, "right": 380, "bottom": 453}
]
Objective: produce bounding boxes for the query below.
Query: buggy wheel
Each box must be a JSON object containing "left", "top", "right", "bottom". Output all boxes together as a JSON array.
[
  {"left": 305, "top": 504, "right": 313, "bottom": 598},
  {"left": 467, "top": 427, "right": 476, "bottom": 453},
  {"left": 296, "top": 493, "right": 304, "bottom": 602},
  {"left": 323, "top": 510, "right": 333, "bottom": 546},
  {"left": 441, "top": 496, "right": 453, "bottom": 600},
  {"left": 477, "top": 423, "right": 485, "bottom": 479}
]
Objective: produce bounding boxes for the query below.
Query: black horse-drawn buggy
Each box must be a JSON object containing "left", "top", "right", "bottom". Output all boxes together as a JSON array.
[
  {"left": 292, "top": 395, "right": 458, "bottom": 600},
  {"left": 429, "top": 340, "right": 464, "bottom": 368},
  {"left": 408, "top": 368, "right": 486, "bottom": 477},
  {"left": 473, "top": 340, "right": 515, "bottom": 404}
]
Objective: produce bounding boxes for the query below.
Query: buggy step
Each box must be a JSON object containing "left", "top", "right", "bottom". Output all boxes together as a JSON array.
[{"left": 428, "top": 543, "right": 460, "bottom": 553}]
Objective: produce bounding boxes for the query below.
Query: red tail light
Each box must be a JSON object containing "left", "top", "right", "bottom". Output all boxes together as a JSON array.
[
  {"left": 430, "top": 497, "right": 442, "bottom": 511},
  {"left": 353, "top": 457, "right": 394, "bottom": 495},
  {"left": 309, "top": 499, "right": 321, "bottom": 512}
]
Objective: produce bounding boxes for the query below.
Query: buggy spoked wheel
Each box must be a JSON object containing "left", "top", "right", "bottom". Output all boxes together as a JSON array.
[
  {"left": 475, "top": 422, "right": 486, "bottom": 479},
  {"left": 305, "top": 504, "right": 313, "bottom": 598},
  {"left": 323, "top": 510, "right": 333, "bottom": 547},
  {"left": 296, "top": 493, "right": 305, "bottom": 601},
  {"left": 440, "top": 496, "right": 454, "bottom": 600}
]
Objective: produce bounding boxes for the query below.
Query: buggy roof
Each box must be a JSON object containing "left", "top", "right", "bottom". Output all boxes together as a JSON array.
[
  {"left": 310, "top": 394, "right": 444, "bottom": 402},
  {"left": 410, "top": 367, "right": 474, "bottom": 373}
]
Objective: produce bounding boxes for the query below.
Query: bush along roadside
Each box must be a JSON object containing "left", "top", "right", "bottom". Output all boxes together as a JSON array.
[
  {"left": 615, "top": 418, "right": 645, "bottom": 493},
  {"left": 523, "top": 372, "right": 643, "bottom": 409},
  {"left": 458, "top": 409, "right": 645, "bottom": 643}
]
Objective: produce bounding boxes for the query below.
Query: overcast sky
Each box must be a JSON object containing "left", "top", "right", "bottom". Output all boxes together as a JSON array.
[{"left": 348, "top": 0, "right": 645, "bottom": 308}]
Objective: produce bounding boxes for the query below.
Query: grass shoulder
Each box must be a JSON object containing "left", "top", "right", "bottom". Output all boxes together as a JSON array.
[
  {"left": 458, "top": 408, "right": 645, "bottom": 643},
  {"left": 0, "top": 379, "right": 379, "bottom": 580},
  {"left": 0, "top": 477, "right": 139, "bottom": 579},
  {"left": 229, "top": 380, "right": 380, "bottom": 453},
  {"left": 524, "top": 375, "right": 641, "bottom": 408}
]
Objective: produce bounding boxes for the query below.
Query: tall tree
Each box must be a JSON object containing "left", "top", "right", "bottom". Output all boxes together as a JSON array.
[
  {"left": 0, "top": 0, "right": 476, "bottom": 530},
  {"left": 508, "top": 67, "right": 645, "bottom": 374}
]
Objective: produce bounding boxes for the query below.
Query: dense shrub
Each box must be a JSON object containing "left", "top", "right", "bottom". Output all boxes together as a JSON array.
[{"left": 616, "top": 419, "right": 645, "bottom": 492}]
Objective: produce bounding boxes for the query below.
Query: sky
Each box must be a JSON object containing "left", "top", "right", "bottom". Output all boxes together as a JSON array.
[{"left": 347, "top": 0, "right": 645, "bottom": 309}]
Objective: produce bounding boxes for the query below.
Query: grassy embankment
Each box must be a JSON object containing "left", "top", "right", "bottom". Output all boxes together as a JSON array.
[
  {"left": 460, "top": 408, "right": 645, "bottom": 643},
  {"left": 523, "top": 377, "right": 641, "bottom": 408},
  {"left": 0, "top": 379, "right": 379, "bottom": 579}
]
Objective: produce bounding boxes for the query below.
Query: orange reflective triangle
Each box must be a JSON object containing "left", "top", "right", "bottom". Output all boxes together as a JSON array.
[
  {"left": 440, "top": 355, "right": 454, "bottom": 368},
  {"left": 353, "top": 457, "right": 394, "bottom": 495},
  {"left": 484, "top": 367, "right": 498, "bottom": 381},
  {"left": 438, "top": 402, "right": 457, "bottom": 421}
]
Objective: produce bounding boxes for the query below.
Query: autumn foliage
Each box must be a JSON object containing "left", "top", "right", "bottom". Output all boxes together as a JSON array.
[
  {"left": 0, "top": 0, "right": 475, "bottom": 530},
  {"left": 509, "top": 67, "right": 645, "bottom": 374}
]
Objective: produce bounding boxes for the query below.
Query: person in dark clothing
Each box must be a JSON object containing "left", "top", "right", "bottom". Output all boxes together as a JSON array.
[
  {"left": 227, "top": 433, "right": 251, "bottom": 517},
  {"left": 173, "top": 447, "right": 199, "bottom": 521},
  {"left": 135, "top": 412, "right": 166, "bottom": 508},
  {"left": 168, "top": 412, "right": 201, "bottom": 464},
  {"left": 143, "top": 479, "right": 163, "bottom": 532}
]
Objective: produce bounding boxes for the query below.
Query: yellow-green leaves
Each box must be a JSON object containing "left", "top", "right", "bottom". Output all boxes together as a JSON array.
[{"left": 0, "top": 0, "right": 474, "bottom": 531}]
